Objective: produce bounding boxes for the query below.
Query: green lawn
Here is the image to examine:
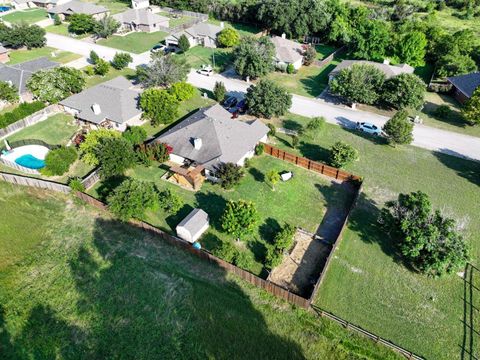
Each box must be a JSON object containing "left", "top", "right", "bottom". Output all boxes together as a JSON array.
[
  {"left": 1, "top": 8, "right": 47, "bottom": 24},
  {"left": 84, "top": 0, "right": 129, "bottom": 14},
  {"left": 88, "top": 155, "right": 352, "bottom": 277},
  {"left": 98, "top": 31, "right": 167, "bottom": 54},
  {"left": 183, "top": 46, "right": 233, "bottom": 72},
  {"left": 7, "top": 47, "right": 81, "bottom": 65},
  {"left": 207, "top": 18, "right": 261, "bottom": 37},
  {"left": 0, "top": 181, "right": 401, "bottom": 359},
  {"left": 315, "top": 44, "right": 337, "bottom": 60},
  {"left": 158, "top": 11, "right": 195, "bottom": 28},
  {"left": 84, "top": 67, "right": 136, "bottom": 88},
  {"left": 267, "top": 112, "right": 480, "bottom": 360},
  {"left": 44, "top": 23, "right": 90, "bottom": 39}
]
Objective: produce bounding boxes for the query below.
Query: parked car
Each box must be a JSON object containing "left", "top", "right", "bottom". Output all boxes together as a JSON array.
[
  {"left": 356, "top": 122, "right": 382, "bottom": 136},
  {"left": 197, "top": 65, "right": 213, "bottom": 76},
  {"left": 151, "top": 44, "right": 166, "bottom": 53},
  {"left": 223, "top": 96, "right": 238, "bottom": 109},
  {"left": 228, "top": 99, "right": 247, "bottom": 114}
]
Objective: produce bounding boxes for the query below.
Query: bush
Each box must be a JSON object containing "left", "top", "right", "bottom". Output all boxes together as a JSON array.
[
  {"left": 213, "top": 239, "right": 238, "bottom": 263},
  {"left": 255, "top": 143, "right": 264, "bottom": 155},
  {"left": 178, "top": 34, "right": 190, "bottom": 53},
  {"left": 111, "top": 52, "right": 133, "bottom": 70},
  {"left": 84, "top": 66, "right": 95, "bottom": 76},
  {"left": 68, "top": 177, "right": 85, "bottom": 192},
  {"left": 94, "top": 58, "right": 110, "bottom": 76},
  {"left": 168, "top": 81, "right": 195, "bottom": 102},
  {"left": 304, "top": 117, "right": 325, "bottom": 138},
  {"left": 433, "top": 104, "right": 452, "bottom": 119},
  {"left": 235, "top": 250, "right": 254, "bottom": 269},
  {"left": 303, "top": 45, "right": 317, "bottom": 66},
  {"left": 140, "top": 88, "right": 179, "bottom": 126},
  {"left": 53, "top": 14, "right": 62, "bottom": 26},
  {"left": 213, "top": 81, "right": 227, "bottom": 102},
  {"left": 286, "top": 63, "right": 295, "bottom": 74},
  {"left": 95, "top": 137, "right": 136, "bottom": 179},
  {"left": 267, "top": 123, "right": 276, "bottom": 137},
  {"left": 158, "top": 188, "right": 183, "bottom": 214},
  {"left": 79, "top": 128, "right": 120, "bottom": 166},
  {"left": 291, "top": 135, "right": 299, "bottom": 148},
  {"left": 41, "top": 146, "right": 77, "bottom": 176},
  {"left": 216, "top": 162, "right": 244, "bottom": 189},
  {"left": 68, "top": 14, "right": 95, "bottom": 35},
  {"left": 221, "top": 200, "right": 259, "bottom": 240},
  {"left": 149, "top": 142, "right": 172, "bottom": 162},
  {"left": 383, "top": 110, "right": 414, "bottom": 145},
  {"left": 273, "top": 223, "right": 296, "bottom": 251},
  {"left": 89, "top": 50, "right": 99, "bottom": 65},
  {"left": 217, "top": 28, "right": 240, "bottom": 47},
  {"left": 329, "top": 141, "right": 359, "bottom": 168},
  {"left": 122, "top": 126, "right": 147, "bottom": 145},
  {"left": 0, "top": 101, "right": 45, "bottom": 129},
  {"left": 0, "top": 81, "right": 19, "bottom": 103},
  {"left": 265, "top": 245, "right": 283, "bottom": 270}
]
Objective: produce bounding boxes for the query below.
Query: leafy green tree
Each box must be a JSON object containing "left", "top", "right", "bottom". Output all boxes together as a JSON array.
[
  {"left": 245, "top": 79, "right": 292, "bottom": 118},
  {"left": 216, "top": 162, "right": 244, "bottom": 189},
  {"left": 53, "top": 14, "right": 62, "bottom": 26},
  {"left": 221, "top": 200, "right": 259, "bottom": 240},
  {"left": 96, "top": 137, "right": 136, "bottom": 179},
  {"left": 0, "top": 23, "right": 46, "bottom": 49},
  {"left": 136, "top": 53, "right": 189, "bottom": 88},
  {"left": 107, "top": 178, "right": 158, "bottom": 221},
  {"left": 273, "top": 223, "right": 296, "bottom": 250},
  {"left": 213, "top": 81, "right": 226, "bottom": 102},
  {"left": 330, "top": 64, "right": 386, "bottom": 105},
  {"left": 304, "top": 117, "right": 326, "bottom": 138},
  {"left": 329, "top": 141, "right": 359, "bottom": 168},
  {"left": 158, "top": 188, "right": 184, "bottom": 214},
  {"left": 27, "top": 67, "right": 85, "bottom": 103},
  {"left": 94, "top": 58, "right": 110, "bottom": 76},
  {"left": 217, "top": 27, "right": 240, "bottom": 47},
  {"left": 68, "top": 14, "right": 95, "bottom": 34},
  {"left": 111, "top": 52, "right": 133, "bottom": 70},
  {"left": 380, "top": 191, "right": 469, "bottom": 276},
  {"left": 383, "top": 110, "right": 414, "bottom": 145},
  {"left": 0, "top": 81, "right": 19, "bottom": 103},
  {"left": 79, "top": 128, "right": 120, "bottom": 165},
  {"left": 167, "top": 81, "right": 195, "bottom": 101},
  {"left": 178, "top": 34, "right": 190, "bottom": 53},
  {"left": 303, "top": 45, "right": 317, "bottom": 66},
  {"left": 122, "top": 126, "right": 147, "bottom": 145},
  {"left": 233, "top": 36, "right": 275, "bottom": 79},
  {"left": 140, "top": 88, "right": 179, "bottom": 126},
  {"left": 266, "top": 170, "right": 280, "bottom": 190},
  {"left": 382, "top": 73, "right": 426, "bottom": 110},
  {"left": 394, "top": 31, "right": 427, "bottom": 67},
  {"left": 462, "top": 87, "right": 480, "bottom": 125},
  {"left": 351, "top": 19, "right": 391, "bottom": 61},
  {"left": 41, "top": 146, "right": 77, "bottom": 176},
  {"left": 93, "top": 15, "right": 120, "bottom": 38},
  {"left": 436, "top": 51, "right": 477, "bottom": 78},
  {"left": 89, "top": 50, "right": 99, "bottom": 64}
]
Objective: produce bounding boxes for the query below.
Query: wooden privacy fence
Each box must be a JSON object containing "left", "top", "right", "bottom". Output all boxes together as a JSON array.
[
  {"left": 81, "top": 168, "right": 101, "bottom": 189},
  {"left": 0, "top": 172, "right": 70, "bottom": 193},
  {"left": 262, "top": 143, "right": 361, "bottom": 182}
]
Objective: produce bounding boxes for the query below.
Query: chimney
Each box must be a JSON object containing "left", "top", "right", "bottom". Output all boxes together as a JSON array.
[
  {"left": 193, "top": 138, "right": 202, "bottom": 150},
  {"left": 92, "top": 103, "right": 101, "bottom": 115},
  {"left": 383, "top": 59, "right": 390, "bottom": 65},
  {"left": 281, "top": 33, "right": 286, "bottom": 39}
]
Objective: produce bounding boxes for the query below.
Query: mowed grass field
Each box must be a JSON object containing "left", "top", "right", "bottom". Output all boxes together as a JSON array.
[
  {"left": 98, "top": 31, "right": 167, "bottom": 53},
  {"left": 1, "top": 8, "right": 47, "bottom": 24},
  {"left": 7, "top": 47, "right": 81, "bottom": 65},
  {"left": 0, "top": 182, "right": 401, "bottom": 360},
  {"left": 267, "top": 113, "right": 480, "bottom": 359}
]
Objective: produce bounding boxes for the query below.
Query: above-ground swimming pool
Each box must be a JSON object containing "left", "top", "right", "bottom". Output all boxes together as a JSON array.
[{"left": 1, "top": 145, "right": 49, "bottom": 170}]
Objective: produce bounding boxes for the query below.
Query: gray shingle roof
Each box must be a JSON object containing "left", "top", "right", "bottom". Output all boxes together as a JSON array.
[
  {"left": 271, "top": 36, "right": 304, "bottom": 64},
  {"left": 0, "top": 57, "right": 59, "bottom": 94},
  {"left": 154, "top": 104, "right": 269, "bottom": 170},
  {"left": 49, "top": 0, "right": 108, "bottom": 15},
  {"left": 170, "top": 22, "right": 223, "bottom": 41},
  {"left": 113, "top": 8, "right": 169, "bottom": 26},
  {"left": 60, "top": 76, "right": 142, "bottom": 125},
  {"left": 330, "top": 60, "right": 414, "bottom": 79},
  {"left": 177, "top": 208, "right": 209, "bottom": 235},
  {"left": 447, "top": 72, "right": 480, "bottom": 98}
]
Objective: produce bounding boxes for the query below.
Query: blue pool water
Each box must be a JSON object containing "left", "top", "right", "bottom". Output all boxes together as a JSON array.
[
  {"left": 15, "top": 154, "right": 45, "bottom": 169},
  {"left": 0, "top": 6, "right": 10, "bottom": 12}
]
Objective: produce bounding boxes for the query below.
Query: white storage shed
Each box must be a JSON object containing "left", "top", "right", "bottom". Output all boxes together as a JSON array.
[{"left": 176, "top": 208, "right": 209, "bottom": 243}]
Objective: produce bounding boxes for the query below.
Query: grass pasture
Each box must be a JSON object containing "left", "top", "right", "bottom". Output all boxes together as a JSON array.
[
  {"left": 1, "top": 8, "right": 47, "bottom": 24},
  {"left": 0, "top": 181, "right": 401, "bottom": 359}
]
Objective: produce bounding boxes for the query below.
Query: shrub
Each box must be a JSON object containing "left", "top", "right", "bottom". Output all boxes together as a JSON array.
[
  {"left": 433, "top": 104, "right": 452, "bottom": 119},
  {"left": 213, "top": 239, "right": 238, "bottom": 263},
  {"left": 122, "top": 126, "right": 147, "bottom": 146},
  {"left": 243, "top": 157, "right": 251, "bottom": 168},
  {"left": 89, "top": 50, "right": 99, "bottom": 65},
  {"left": 68, "top": 14, "right": 95, "bottom": 35},
  {"left": 216, "top": 162, "right": 244, "bottom": 189},
  {"left": 53, "top": 14, "right": 62, "bottom": 26},
  {"left": 291, "top": 135, "right": 299, "bottom": 148},
  {"left": 111, "top": 52, "right": 133, "bottom": 70},
  {"left": 267, "top": 123, "right": 276, "bottom": 137},
  {"left": 329, "top": 141, "right": 359, "bottom": 168},
  {"left": 265, "top": 245, "right": 283, "bottom": 270},
  {"left": 383, "top": 110, "right": 414, "bottom": 145},
  {"left": 168, "top": 81, "right": 195, "bottom": 102},
  {"left": 273, "top": 223, "right": 296, "bottom": 251},
  {"left": 84, "top": 66, "right": 95, "bottom": 76},
  {"left": 0, "top": 81, "right": 19, "bottom": 103},
  {"left": 213, "top": 81, "right": 226, "bottom": 102},
  {"left": 79, "top": 128, "right": 120, "bottom": 166},
  {"left": 42, "top": 146, "right": 77, "bottom": 176},
  {"left": 94, "top": 58, "right": 110, "bottom": 76},
  {"left": 0, "top": 101, "right": 45, "bottom": 129},
  {"left": 303, "top": 45, "right": 317, "bottom": 66},
  {"left": 304, "top": 117, "right": 325, "bottom": 138},
  {"left": 255, "top": 143, "right": 264, "bottom": 155},
  {"left": 235, "top": 250, "right": 254, "bottom": 269},
  {"left": 158, "top": 188, "right": 183, "bottom": 214},
  {"left": 68, "top": 177, "right": 85, "bottom": 192},
  {"left": 286, "top": 63, "right": 295, "bottom": 74},
  {"left": 217, "top": 28, "right": 240, "bottom": 47},
  {"left": 149, "top": 142, "right": 171, "bottom": 162},
  {"left": 221, "top": 200, "right": 259, "bottom": 240},
  {"left": 95, "top": 137, "right": 136, "bottom": 179},
  {"left": 178, "top": 34, "right": 190, "bottom": 53}
]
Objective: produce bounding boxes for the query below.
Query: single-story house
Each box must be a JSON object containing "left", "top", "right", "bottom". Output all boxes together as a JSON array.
[
  {"left": 0, "top": 57, "right": 59, "bottom": 101},
  {"left": 329, "top": 60, "right": 414, "bottom": 82},
  {"left": 165, "top": 22, "right": 223, "bottom": 49},
  {"left": 60, "top": 76, "right": 143, "bottom": 132},
  {"left": 0, "top": 44, "right": 10, "bottom": 64},
  {"left": 272, "top": 34, "right": 304, "bottom": 70},
  {"left": 447, "top": 72, "right": 480, "bottom": 104},
  {"left": 48, "top": 0, "right": 109, "bottom": 20},
  {"left": 131, "top": 0, "right": 150, "bottom": 10},
  {"left": 153, "top": 104, "right": 269, "bottom": 178},
  {"left": 13, "top": 0, "right": 70, "bottom": 10},
  {"left": 113, "top": 8, "right": 169, "bottom": 33},
  {"left": 176, "top": 208, "right": 209, "bottom": 243}
]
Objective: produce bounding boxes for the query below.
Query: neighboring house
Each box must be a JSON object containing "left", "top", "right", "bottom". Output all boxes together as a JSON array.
[
  {"left": 272, "top": 34, "right": 304, "bottom": 70},
  {"left": 13, "top": 0, "right": 70, "bottom": 10},
  {"left": 329, "top": 60, "right": 414, "bottom": 82},
  {"left": 131, "top": 0, "right": 150, "bottom": 10},
  {"left": 0, "top": 57, "right": 59, "bottom": 101},
  {"left": 48, "top": 0, "right": 109, "bottom": 20},
  {"left": 60, "top": 76, "right": 143, "bottom": 132},
  {"left": 0, "top": 44, "right": 9, "bottom": 64},
  {"left": 176, "top": 208, "right": 209, "bottom": 243},
  {"left": 447, "top": 72, "right": 480, "bottom": 104},
  {"left": 113, "top": 8, "right": 169, "bottom": 33},
  {"left": 153, "top": 104, "right": 269, "bottom": 178},
  {"left": 165, "top": 22, "right": 223, "bottom": 48}
]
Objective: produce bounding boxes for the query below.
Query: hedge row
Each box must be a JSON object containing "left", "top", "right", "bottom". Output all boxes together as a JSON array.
[{"left": 0, "top": 101, "right": 45, "bottom": 129}]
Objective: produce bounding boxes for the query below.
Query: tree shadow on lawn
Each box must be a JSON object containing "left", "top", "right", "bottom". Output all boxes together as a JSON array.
[
  {"left": 164, "top": 203, "right": 194, "bottom": 231},
  {"left": 298, "top": 142, "right": 330, "bottom": 163},
  {"left": 95, "top": 175, "right": 127, "bottom": 202},
  {"left": 258, "top": 217, "right": 282, "bottom": 244},
  {"left": 194, "top": 191, "right": 228, "bottom": 231},
  {"left": 422, "top": 101, "right": 466, "bottom": 128},
  {"left": 248, "top": 167, "right": 265, "bottom": 182},
  {"left": 282, "top": 119, "right": 304, "bottom": 133},
  {"left": 433, "top": 150, "right": 480, "bottom": 187}
]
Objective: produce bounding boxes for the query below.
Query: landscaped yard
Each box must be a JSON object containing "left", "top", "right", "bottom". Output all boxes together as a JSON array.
[
  {"left": 0, "top": 181, "right": 401, "bottom": 359},
  {"left": 183, "top": 46, "right": 233, "bottom": 72},
  {"left": 158, "top": 11, "right": 195, "bottom": 28},
  {"left": 84, "top": 67, "right": 136, "bottom": 88},
  {"left": 97, "top": 31, "right": 168, "bottom": 53},
  {"left": 7, "top": 47, "right": 81, "bottom": 65},
  {"left": 266, "top": 112, "right": 480, "bottom": 360},
  {"left": 44, "top": 23, "right": 90, "bottom": 39},
  {"left": 207, "top": 18, "right": 261, "bottom": 37},
  {"left": 1, "top": 8, "right": 47, "bottom": 24}
]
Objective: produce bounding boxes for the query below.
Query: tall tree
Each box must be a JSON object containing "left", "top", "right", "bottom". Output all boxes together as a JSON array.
[
  {"left": 136, "top": 53, "right": 189, "bottom": 88},
  {"left": 383, "top": 110, "right": 414, "bottom": 145},
  {"left": 221, "top": 200, "right": 259, "bottom": 240},
  {"left": 351, "top": 19, "right": 391, "bottom": 61},
  {"left": 394, "top": 31, "right": 427, "bottom": 67},
  {"left": 245, "top": 79, "right": 292, "bottom": 118},
  {"left": 382, "top": 73, "right": 426, "bottom": 110},
  {"left": 68, "top": 14, "right": 95, "bottom": 34},
  {"left": 178, "top": 34, "right": 190, "bottom": 53},
  {"left": 93, "top": 15, "right": 120, "bottom": 38},
  {"left": 233, "top": 36, "right": 275, "bottom": 79},
  {"left": 217, "top": 27, "right": 240, "bottom": 47},
  {"left": 462, "top": 87, "right": 480, "bottom": 126},
  {"left": 140, "top": 88, "right": 179, "bottom": 126},
  {"left": 96, "top": 137, "right": 136, "bottom": 179}
]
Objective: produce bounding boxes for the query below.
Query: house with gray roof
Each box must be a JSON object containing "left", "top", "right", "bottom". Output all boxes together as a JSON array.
[
  {"left": 329, "top": 60, "right": 414, "bottom": 82},
  {"left": 272, "top": 34, "right": 304, "bottom": 70},
  {"left": 60, "top": 76, "right": 143, "bottom": 132},
  {"left": 13, "top": 0, "right": 70, "bottom": 10},
  {"left": 0, "top": 57, "right": 59, "bottom": 101},
  {"left": 48, "top": 0, "right": 109, "bottom": 20},
  {"left": 153, "top": 104, "right": 269, "bottom": 174},
  {"left": 176, "top": 208, "right": 209, "bottom": 243},
  {"left": 165, "top": 22, "right": 224, "bottom": 48},
  {"left": 113, "top": 8, "right": 169, "bottom": 33},
  {"left": 447, "top": 72, "right": 480, "bottom": 104}
]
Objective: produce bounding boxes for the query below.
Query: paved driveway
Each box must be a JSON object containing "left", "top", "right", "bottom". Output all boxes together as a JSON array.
[{"left": 188, "top": 71, "right": 480, "bottom": 161}]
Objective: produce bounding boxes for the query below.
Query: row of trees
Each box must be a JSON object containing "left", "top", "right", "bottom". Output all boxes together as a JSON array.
[{"left": 68, "top": 14, "right": 120, "bottom": 38}]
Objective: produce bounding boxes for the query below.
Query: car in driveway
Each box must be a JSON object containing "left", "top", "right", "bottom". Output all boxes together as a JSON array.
[
  {"left": 223, "top": 96, "right": 238, "bottom": 109},
  {"left": 197, "top": 65, "right": 213, "bottom": 76},
  {"left": 151, "top": 44, "right": 166, "bottom": 53},
  {"left": 356, "top": 122, "right": 382, "bottom": 136}
]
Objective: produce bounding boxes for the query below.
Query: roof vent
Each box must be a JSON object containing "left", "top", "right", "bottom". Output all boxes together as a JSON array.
[
  {"left": 281, "top": 33, "right": 286, "bottom": 39},
  {"left": 92, "top": 103, "right": 101, "bottom": 115},
  {"left": 193, "top": 137, "right": 202, "bottom": 150}
]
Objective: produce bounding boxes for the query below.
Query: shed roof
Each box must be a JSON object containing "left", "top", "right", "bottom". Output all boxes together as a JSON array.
[
  {"left": 49, "top": 0, "right": 108, "bottom": 15},
  {"left": 330, "top": 60, "right": 414, "bottom": 79},
  {"left": 177, "top": 208, "right": 209, "bottom": 235},
  {"left": 113, "top": 8, "right": 169, "bottom": 26},
  {"left": 447, "top": 72, "right": 480, "bottom": 98}
]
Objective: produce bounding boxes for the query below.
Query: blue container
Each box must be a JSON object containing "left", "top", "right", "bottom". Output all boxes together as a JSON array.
[
  {"left": 192, "top": 242, "right": 201, "bottom": 250},
  {"left": 0, "top": 6, "right": 10, "bottom": 12}
]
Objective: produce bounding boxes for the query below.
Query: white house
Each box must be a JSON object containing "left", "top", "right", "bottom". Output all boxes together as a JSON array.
[{"left": 176, "top": 208, "right": 209, "bottom": 243}]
